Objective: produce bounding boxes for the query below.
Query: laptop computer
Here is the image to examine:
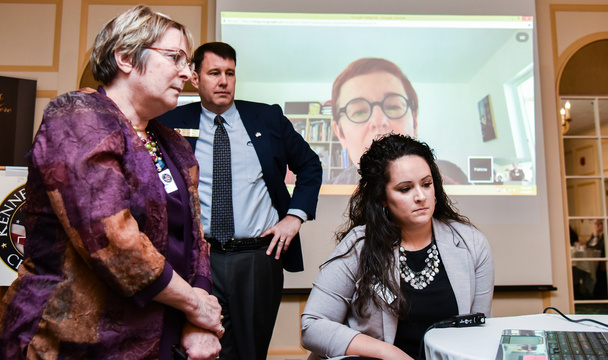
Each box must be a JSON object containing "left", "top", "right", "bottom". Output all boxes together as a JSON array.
[{"left": 496, "top": 329, "right": 608, "bottom": 359}]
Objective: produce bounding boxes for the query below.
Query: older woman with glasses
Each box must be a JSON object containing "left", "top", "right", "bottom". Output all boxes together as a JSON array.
[
  {"left": 330, "top": 58, "right": 468, "bottom": 185},
  {"left": 0, "top": 5, "right": 222, "bottom": 360}
]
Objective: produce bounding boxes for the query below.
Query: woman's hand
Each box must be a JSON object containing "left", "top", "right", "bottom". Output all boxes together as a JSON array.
[
  {"left": 188, "top": 288, "right": 224, "bottom": 335},
  {"left": 153, "top": 271, "right": 223, "bottom": 335},
  {"left": 181, "top": 322, "right": 221, "bottom": 360}
]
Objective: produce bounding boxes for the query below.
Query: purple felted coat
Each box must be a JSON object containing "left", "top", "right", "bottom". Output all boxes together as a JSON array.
[{"left": 0, "top": 88, "right": 210, "bottom": 359}]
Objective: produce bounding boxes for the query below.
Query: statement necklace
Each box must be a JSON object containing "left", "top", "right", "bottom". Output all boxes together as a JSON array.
[
  {"left": 132, "top": 123, "right": 166, "bottom": 173},
  {"left": 399, "top": 239, "right": 440, "bottom": 290}
]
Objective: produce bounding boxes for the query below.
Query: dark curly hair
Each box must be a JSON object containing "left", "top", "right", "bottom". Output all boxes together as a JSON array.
[{"left": 329, "top": 133, "right": 470, "bottom": 318}]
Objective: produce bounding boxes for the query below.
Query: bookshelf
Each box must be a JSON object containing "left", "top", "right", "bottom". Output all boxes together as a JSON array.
[{"left": 286, "top": 114, "right": 352, "bottom": 184}]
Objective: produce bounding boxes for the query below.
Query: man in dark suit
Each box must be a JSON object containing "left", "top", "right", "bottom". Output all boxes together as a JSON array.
[{"left": 158, "top": 42, "right": 322, "bottom": 360}]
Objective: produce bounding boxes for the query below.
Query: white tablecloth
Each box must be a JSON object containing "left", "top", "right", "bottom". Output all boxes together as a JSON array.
[{"left": 424, "top": 313, "right": 608, "bottom": 360}]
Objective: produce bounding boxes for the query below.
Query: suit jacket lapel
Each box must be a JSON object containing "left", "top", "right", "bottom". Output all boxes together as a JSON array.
[
  {"left": 383, "top": 248, "right": 402, "bottom": 343},
  {"left": 235, "top": 101, "right": 275, "bottom": 181},
  {"left": 186, "top": 102, "right": 202, "bottom": 129}
]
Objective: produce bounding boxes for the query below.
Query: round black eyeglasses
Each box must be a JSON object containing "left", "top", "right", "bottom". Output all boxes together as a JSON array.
[{"left": 338, "top": 94, "right": 410, "bottom": 124}]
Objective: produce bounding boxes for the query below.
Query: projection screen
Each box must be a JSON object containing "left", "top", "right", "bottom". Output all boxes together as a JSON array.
[{"left": 214, "top": 0, "right": 552, "bottom": 290}]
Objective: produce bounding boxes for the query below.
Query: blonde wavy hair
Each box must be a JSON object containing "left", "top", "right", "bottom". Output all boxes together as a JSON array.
[{"left": 90, "top": 5, "right": 194, "bottom": 85}]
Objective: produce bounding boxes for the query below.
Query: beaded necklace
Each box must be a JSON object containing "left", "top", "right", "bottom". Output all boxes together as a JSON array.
[
  {"left": 142, "top": 130, "right": 166, "bottom": 173},
  {"left": 132, "top": 123, "right": 166, "bottom": 173},
  {"left": 398, "top": 239, "right": 440, "bottom": 290}
]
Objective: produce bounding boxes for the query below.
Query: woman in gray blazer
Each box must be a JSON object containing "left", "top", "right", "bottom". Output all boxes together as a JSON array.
[{"left": 301, "top": 134, "right": 494, "bottom": 360}]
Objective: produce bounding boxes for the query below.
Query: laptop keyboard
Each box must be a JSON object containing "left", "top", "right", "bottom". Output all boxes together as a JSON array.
[{"left": 546, "top": 331, "right": 608, "bottom": 360}]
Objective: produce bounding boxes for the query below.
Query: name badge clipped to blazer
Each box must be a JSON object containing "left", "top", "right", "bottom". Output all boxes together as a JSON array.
[
  {"left": 373, "top": 282, "right": 396, "bottom": 305},
  {"left": 175, "top": 128, "right": 200, "bottom": 138}
]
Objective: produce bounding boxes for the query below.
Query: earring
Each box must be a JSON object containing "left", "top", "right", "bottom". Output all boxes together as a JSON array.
[{"left": 383, "top": 206, "right": 389, "bottom": 218}]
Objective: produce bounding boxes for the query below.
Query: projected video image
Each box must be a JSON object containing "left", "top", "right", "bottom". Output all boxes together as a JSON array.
[{"left": 221, "top": 13, "right": 536, "bottom": 195}]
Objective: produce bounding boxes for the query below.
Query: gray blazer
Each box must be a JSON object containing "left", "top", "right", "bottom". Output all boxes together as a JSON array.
[{"left": 300, "top": 218, "right": 494, "bottom": 359}]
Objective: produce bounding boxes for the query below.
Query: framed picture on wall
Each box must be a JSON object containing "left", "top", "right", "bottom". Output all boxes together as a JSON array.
[{"left": 478, "top": 95, "right": 497, "bottom": 142}]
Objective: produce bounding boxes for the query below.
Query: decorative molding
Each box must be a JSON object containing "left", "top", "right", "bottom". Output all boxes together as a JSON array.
[
  {"left": 550, "top": 4, "right": 608, "bottom": 80},
  {"left": 554, "top": 32, "right": 608, "bottom": 82},
  {"left": 0, "top": 0, "right": 62, "bottom": 72},
  {"left": 36, "top": 90, "right": 57, "bottom": 99}
]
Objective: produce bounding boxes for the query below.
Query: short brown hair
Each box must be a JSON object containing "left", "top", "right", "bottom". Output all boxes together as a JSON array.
[
  {"left": 331, "top": 58, "right": 419, "bottom": 126},
  {"left": 191, "top": 42, "right": 237, "bottom": 73},
  {"left": 90, "top": 5, "right": 194, "bottom": 85}
]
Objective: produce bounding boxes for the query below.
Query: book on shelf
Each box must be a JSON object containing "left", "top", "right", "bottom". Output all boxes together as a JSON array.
[
  {"left": 331, "top": 148, "right": 350, "bottom": 169},
  {"left": 309, "top": 119, "right": 330, "bottom": 142},
  {"left": 322, "top": 100, "right": 332, "bottom": 115},
  {"left": 293, "top": 122, "right": 307, "bottom": 140},
  {"left": 311, "top": 145, "right": 329, "bottom": 168},
  {"left": 331, "top": 148, "right": 342, "bottom": 168},
  {"left": 284, "top": 101, "right": 322, "bottom": 115}
]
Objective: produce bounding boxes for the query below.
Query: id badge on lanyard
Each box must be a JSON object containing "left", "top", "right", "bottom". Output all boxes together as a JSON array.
[{"left": 159, "top": 168, "right": 178, "bottom": 193}]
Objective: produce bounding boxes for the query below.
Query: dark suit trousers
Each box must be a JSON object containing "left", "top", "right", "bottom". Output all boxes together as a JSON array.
[{"left": 211, "top": 246, "right": 284, "bottom": 360}]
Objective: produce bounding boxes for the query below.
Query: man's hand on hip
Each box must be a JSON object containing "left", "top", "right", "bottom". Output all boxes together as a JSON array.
[{"left": 262, "top": 215, "right": 302, "bottom": 259}]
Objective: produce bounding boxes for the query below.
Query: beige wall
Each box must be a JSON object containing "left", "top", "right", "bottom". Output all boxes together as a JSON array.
[
  {"left": 0, "top": 0, "right": 212, "bottom": 135},
  {"left": 3, "top": 0, "right": 608, "bottom": 358}
]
